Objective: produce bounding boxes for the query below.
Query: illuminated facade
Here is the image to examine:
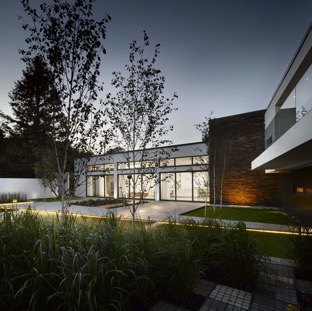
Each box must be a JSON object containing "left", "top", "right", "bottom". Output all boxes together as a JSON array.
[
  {"left": 252, "top": 24, "right": 312, "bottom": 224},
  {"left": 76, "top": 142, "right": 209, "bottom": 202}
]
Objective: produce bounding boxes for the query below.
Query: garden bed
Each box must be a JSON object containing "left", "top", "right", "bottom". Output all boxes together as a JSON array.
[{"left": 0, "top": 210, "right": 310, "bottom": 310}]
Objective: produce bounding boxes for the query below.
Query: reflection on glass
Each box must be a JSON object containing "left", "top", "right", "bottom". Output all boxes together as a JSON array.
[
  {"left": 160, "top": 173, "right": 175, "bottom": 200},
  {"left": 118, "top": 174, "right": 155, "bottom": 199},
  {"left": 266, "top": 64, "right": 312, "bottom": 147},
  {"left": 160, "top": 158, "right": 175, "bottom": 167},
  {"left": 193, "top": 172, "right": 209, "bottom": 202},
  {"left": 296, "top": 65, "right": 312, "bottom": 120},
  {"left": 176, "top": 172, "right": 192, "bottom": 201},
  {"left": 193, "top": 156, "right": 209, "bottom": 165}
]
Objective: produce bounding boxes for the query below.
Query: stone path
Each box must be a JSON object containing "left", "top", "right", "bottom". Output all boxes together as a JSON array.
[{"left": 150, "top": 259, "right": 312, "bottom": 311}]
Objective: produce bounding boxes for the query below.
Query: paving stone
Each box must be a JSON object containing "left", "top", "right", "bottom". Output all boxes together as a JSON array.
[
  {"left": 276, "top": 277, "right": 295, "bottom": 289},
  {"left": 209, "top": 285, "right": 252, "bottom": 310},
  {"left": 150, "top": 262, "right": 302, "bottom": 311},
  {"left": 193, "top": 279, "right": 216, "bottom": 297},
  {"left": 199, "top": 297, "right": 227, "bottom": 311},
  {"left": 224, "top": 304, "right": 241, "bottom": 311},
  {"left": 275, "top": 286, "right": 298, "bottom": 305},
  {"left": 295, "top": 278, "right": 312, "bottom": 294},
  {"left": 271, "top": 263, "right": 295, "bottom": 277},
  {"left": 150, "top": 300, "right": 188, "bottom": 311},
  {"left": 249, "top": 294, "right": 289, "bottom": 311}
]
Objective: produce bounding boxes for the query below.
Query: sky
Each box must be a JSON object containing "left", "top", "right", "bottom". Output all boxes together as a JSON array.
[{"left": 0, "top": 0, "right": 312, "bottom": 145}]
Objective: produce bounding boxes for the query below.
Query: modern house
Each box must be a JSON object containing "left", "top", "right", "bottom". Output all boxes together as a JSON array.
[
  {"left": 252, "top": 24, "right": 312, "bottom": 224},
  {"left": 76, "top": 24, "right": 312, "bottom": 224},
  {"left": 76, "top": 109, "right": 278, "bottom": 207},
  {"left": 75, "top": 142, "right": 209, "bottom": 202}
]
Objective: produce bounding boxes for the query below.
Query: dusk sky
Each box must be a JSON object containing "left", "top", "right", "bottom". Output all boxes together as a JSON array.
[{"left": 1, "top": 0, "right": 312, "bottom": 144}]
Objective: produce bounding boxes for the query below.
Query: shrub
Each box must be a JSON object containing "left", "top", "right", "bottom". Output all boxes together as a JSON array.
[{"left": 289, "top": 224, "right": 312, "bottom": 281}]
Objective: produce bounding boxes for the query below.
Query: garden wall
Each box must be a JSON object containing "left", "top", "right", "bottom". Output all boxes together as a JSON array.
[
  {"left": 208, "top": 110, "right": 278, "bottom": 207},
  {"left": 0, "top": 178, "right": 56, "bottom": 200}
]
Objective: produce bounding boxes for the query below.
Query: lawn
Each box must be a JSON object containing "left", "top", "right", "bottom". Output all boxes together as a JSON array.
[
  {"left": 250, "top": 231, "right": 292, "bottom": 259},
  {"left": 184, "top": 206, "right": 292, "bottom": 225}
]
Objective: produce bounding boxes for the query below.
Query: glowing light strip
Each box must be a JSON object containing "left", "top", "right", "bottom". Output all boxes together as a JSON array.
[{"left": 14, "top": 209, "right": 310, "bottom": 236}]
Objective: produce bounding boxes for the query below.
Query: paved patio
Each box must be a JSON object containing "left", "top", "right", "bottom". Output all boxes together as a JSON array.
[{"left": 30, "top": 200, "right": 289, "bottom": 232}]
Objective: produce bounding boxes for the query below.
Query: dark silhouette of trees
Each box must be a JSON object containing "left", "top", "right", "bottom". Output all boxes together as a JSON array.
[
  {"left": 9, "top": 56, "right": 62, "bottom": 148},
  {"left": 19, "top": 0, "right": 111, "bottom": 217}
]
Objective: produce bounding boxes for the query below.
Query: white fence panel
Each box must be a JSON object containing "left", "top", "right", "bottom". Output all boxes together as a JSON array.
[{"left": 0, "top": 178, "right": 56, "bottom": 200}]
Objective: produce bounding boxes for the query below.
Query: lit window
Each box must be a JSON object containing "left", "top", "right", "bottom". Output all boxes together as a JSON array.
[
  {"left": 193, "top": 156, "right": 208, "bottom": 165},
  {"left": 118, "top": 161, "right": 155, "bottom": 170},
  {"left": 295, "top": 186, "right": 312, "bottom": 196},
  {"left": 176, "top": 157, "right": 192, "bottom": 166},
  {"left": 160, "top": 158, "right": 174, "bottom": 167}
]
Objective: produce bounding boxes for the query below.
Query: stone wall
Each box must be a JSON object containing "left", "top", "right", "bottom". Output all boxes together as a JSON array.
[{"left": 208, "top": 110, "right": 278, "bottom": 206}]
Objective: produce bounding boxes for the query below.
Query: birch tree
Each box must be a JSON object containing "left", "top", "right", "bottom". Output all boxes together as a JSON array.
[
  {"left": 105, "top": 32, "right": 178, "bottom": 225},
  {"left": 19, "top": 0, "right": 111, "bottom": 217}
]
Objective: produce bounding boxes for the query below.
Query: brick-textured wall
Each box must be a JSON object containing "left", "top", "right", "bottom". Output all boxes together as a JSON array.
[{"left": 208, "top": 110, "right": 278, "bottom": 206}]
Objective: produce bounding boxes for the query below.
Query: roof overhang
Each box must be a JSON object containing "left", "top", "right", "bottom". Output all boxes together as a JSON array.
[{"left": 252, "top": 110, "right": 312, "bottom": 171}]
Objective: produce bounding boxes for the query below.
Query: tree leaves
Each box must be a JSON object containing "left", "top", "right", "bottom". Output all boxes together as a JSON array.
[{"left": 18, "top": 0, "right": 111, "bottom": 211}]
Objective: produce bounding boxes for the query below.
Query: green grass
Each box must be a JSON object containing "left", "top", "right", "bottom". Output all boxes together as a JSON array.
[
  {"left": 184, "top": 206, "right": 292, "bottom": 225},
  {"left": 250, "top": 231, "right": 292, "bottom": 259}
]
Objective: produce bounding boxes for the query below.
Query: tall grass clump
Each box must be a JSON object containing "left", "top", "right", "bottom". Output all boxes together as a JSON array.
[
  {"left": 150, "top": 220, "right": 204, "bottom": 307},
  {"left": 180, "top": 218, "right": 266, "bottom": 292},
  {"left": 206, "top": 222, "right": 266, "bottom": 291},
  {"left": 0, "top": 211, "right": 267, "bottom": 310},
  {"left": 289, "top": 224, "right": 312, "bottom": 281}
]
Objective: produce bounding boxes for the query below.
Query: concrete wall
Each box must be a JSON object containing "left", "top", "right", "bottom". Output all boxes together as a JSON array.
[
  {"left": 0, "top": 178, "right": 56, "bottom": 200},
  {"left": 277, "top": 167, "right": 312, "bottom": 225},
  {"left": 208, "top": 110, "right": 278, "bottom": 207}
]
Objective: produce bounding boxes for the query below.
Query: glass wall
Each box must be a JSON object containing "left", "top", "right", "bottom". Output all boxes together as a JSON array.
[
  {"left": 160, "top": 156, "right": 208, "bottom": 167},
  {"left": 176, "top": 172, "right": 192, "bottom": 201},
  {"left": 265, "top": 64, "right": 312, "bottom": 148},
  {"left": 160, "top": 173, "right": 176, "bottom": 200},
  {"left": 175, "top": 157, "right": 192, "bottom": 166},
  {"left": 118, "top": 174, "right": 155, "bottom": 199},
  {"left": 193, "top": 171, "right": 209, "bottom": 201},
  {"left": 86, "top": 163, "right": 114, "bottom": 171},
  {"left": 118, "top": 161, "right": 155, "bottom": 169},
  {"left": 160, "top": 171, "right": 209, "bottom": 202},
  {"left": 86, "top": 175, "right": 114, "bottom": 197}
]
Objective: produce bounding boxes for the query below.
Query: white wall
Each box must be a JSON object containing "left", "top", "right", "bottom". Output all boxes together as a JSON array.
[{"left": 0, "top": 178, "right": 56, "bottom": 200}]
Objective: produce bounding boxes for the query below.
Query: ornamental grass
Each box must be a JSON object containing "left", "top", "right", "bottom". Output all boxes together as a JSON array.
[{"left": 0, "top": 209, "right": 266, "bottom": 310}]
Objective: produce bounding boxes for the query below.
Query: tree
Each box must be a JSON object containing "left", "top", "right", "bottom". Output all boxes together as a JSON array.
[
  {"left": 195, "top": 113, "right": 211, "bottom": 215},
  {"left": 0, "top": 111, "right": 36, "bottom": 177},
  {"left": 7, "top": 56, "right": 63, "bottom": 179},
  {"left": 105, "top": 32, "right": 178, "bottom": 225},
  {"left": 19, "top": 0, "right": 111, "bottom": 218},
  {"left": 9, "top": 56, "right": 62, "bottom": 147},
  {"left": 196, "top": 113, "right": 230, "bottom": 210}
]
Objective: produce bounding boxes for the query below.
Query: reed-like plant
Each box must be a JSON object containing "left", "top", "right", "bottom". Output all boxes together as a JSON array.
[
  {"left": 206, "top": 222, "right": 266, "bottom": 291},
  {"left": 0, "top": 210, "right": 267, "bottom": 310},
  {"left": 289, "top": 224, "right": 312, "bottom": 281}
]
